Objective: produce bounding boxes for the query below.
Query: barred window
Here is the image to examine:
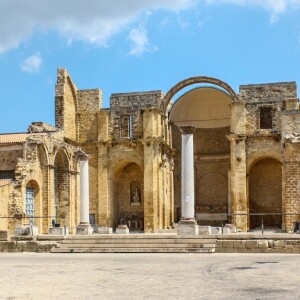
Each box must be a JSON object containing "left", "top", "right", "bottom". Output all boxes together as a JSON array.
[
  {"left": 260, "top": 107, "right": 273, "bottom": 129},
  {"left": 0, "top": 170, "right": 15, "bottom": 179}
]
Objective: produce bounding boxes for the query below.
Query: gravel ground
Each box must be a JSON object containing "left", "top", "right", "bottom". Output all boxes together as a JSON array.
[{"left": 0, "top": 253, "right": 299, "bottom": 300}]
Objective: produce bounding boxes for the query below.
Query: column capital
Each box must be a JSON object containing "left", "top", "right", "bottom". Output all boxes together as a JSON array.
[
  {"left": 76, "top": 150, "right": 90, "bottom": 161},
  {"left": 178, "top": 125, "right": 195, "bottom": 134}
]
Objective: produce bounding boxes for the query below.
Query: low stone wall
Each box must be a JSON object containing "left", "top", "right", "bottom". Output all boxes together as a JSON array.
[
  {"left": 216, "top": 239, "right": 300, "bottom": 253},
  {"left": 0, "top": 241, "right": 58, "bottom": 252},
  {"left": 0, "top": 232, "right": 60, "bottom": 252}
]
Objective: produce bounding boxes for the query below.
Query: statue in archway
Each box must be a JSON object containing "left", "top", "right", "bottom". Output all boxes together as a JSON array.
[{"left": 132, "top": 187, "right": 140, "bottom": 204}]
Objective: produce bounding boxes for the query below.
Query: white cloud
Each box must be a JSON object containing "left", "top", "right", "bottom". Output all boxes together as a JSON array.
[
  {"left": 21, "top": 53, "right": 42, "bottom": 73},
  {"left": 206, "top": 0, "right": 300, "bottom": 22},
  {"left": 0, "top": 0, "right": 196, "bottom": 53},
  {"left": 1, "top": 0, "right": 298, "bottom": 54},
  {"left": 128, "top": 26, "right": 158, "bottom": 56}
]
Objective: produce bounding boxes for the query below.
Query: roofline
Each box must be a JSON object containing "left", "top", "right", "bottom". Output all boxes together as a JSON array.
[
  {"left": 111, "top": 90, "right": 164, "bottom": 97},
  {"left": 240, "top": 81, "right": 296, "bottom": 89}
]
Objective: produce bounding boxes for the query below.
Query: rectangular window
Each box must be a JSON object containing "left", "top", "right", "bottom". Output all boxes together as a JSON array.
[
  {"left": 260, "top": 107, "right": 273, "bottom": 129},
  {"left": 121, "top": 115, "right": 133, "bottom": 138},
  {"left": 26, "top": 188, "right": 34, "bottom": 216},
  {"left": 113, "top": 116, "right": 121, "bottom": 138},
  {"left": 0, "top": 170, "right": 15, "bottom": 179}
]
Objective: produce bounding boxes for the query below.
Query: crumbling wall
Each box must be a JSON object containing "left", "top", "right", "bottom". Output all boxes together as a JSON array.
[
  {"left": 55, "top": 68, "right": 78, "bottom": 141},
  {"left": 241, "top": 82, "right": 296, "bottom": 135},
  {"left": 109, "top": 91, "right": 164, "bottom": 139}
]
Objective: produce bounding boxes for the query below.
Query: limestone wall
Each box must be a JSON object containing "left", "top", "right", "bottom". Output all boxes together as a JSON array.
[
  {"left": 240, "top": 82, "right": 297, "bottom": 103},
  {"left": 109, "top": 91, "right": 164, "bottom": 139},
  {"left": 241, "top": 82, "right": 296, "bottom": 135},
  {"left": 77, "top": 89, "right": 102, "bottom": 143},
  {"left": 0, "top": 145, "right": 23, "bottom": 171},
  {"left": 0, "top": 183, "right": 12, "bottom": 230}
]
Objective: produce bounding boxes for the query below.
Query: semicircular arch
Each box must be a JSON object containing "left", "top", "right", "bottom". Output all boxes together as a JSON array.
[
  {"left": 113, "top": 160, "right": 143, "bottom": 178},
  {"left": 248, "top": 153, "right": 282, "bottom": 173},
  {"left": 163, "top": 76, "right": 238, "bottom": 112}
]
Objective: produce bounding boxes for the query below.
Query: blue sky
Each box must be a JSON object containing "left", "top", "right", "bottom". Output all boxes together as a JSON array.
[{"left": 1, "top": 0, "right": 300, "bottom": 133}]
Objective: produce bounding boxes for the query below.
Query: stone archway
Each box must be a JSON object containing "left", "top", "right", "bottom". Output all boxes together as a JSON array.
[
  {"left": 113, "top": 162, "right": 144, "bottom": 231},
  {"left": 163, "top": 76, "right": 238, "bottom": 112},
  {"left": 25, "top": 180, "right": 41, "bottom": 230},
  {"left": 249, "top": 158, "right": 282, "bottom": 229}
]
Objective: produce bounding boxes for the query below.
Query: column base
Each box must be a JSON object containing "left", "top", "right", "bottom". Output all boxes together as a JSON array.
[
  {"left": 76, "top": 223, "right": 93, "bottom": 235},
  {"left": 177, "top": 219, "right": 199, "bottom": 235}
]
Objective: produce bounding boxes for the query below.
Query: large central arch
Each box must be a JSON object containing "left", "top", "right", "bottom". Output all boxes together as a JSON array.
[
  {"left": 163, "top": 76, "right": 238, "bottom": 112},
  {"left": 168, "top": 76, "right": 236, "bottom": 226}
]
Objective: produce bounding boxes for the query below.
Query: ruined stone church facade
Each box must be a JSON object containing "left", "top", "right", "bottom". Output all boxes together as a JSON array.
[{"left": 0, "top": 68, "right": 299, "bottom": 233}]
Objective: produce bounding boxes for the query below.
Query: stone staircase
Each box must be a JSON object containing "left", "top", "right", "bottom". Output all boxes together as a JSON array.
[{"left": 51, "top": 234, "right": 216, "bottom": 253}]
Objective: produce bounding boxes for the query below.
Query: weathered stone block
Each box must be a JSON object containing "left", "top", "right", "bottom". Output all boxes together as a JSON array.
[
  {"left": 222, "top": 227, "right": 231, "bottom": 234},
  {"left": 198, "top": 226, "right": 211, "bottom": 235},
  {"left": 224, "top": 224, "right": 237, "bottom": 233},
  {"left": 0, "top": 230, "right": 9, "bottom": 241},
  {"left": 245, "top": 240, "right": 258, "bottom": 249},
  {"left": 211, "top": 227, "right": 222, "bottom": 234},
  {"left": 49, "top": 227, "right": 69, "bottom": 235},
  {"left": 15, "top": 226, "right": 38, "bottom": 236},
  {"left": 97, "top": 227, "right": 113, "bottom": 234},
  {"left": 273, "top": 240, "right": 285, "bottom": 248},
  {"left": 258, "top": 240, "right": 269, "bottom": 249},
  {"left": 234, "top": 240, "right": 246, "bottom": 249},
  {"left": 116, "top": 225, "right": 129, "bottom": 234},
  {"left": 25, "top": 241, "right": 39, "bottom": 252}
]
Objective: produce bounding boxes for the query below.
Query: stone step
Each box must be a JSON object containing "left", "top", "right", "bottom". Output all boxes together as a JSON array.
[
  {"left": 64, "top": 234, "right": 216, "bottom": 240},
  {"left": 51, "top": 247, "right": 215, "bottom": 253},
  {"left": 57, "top": 243, "right": 216, "bottom": 249},
  {"left": 51, "top": 234, "right": 216, "bottom": 254},
  {"left": 61, "top": 238, "right": 215, "bottom": 244}
]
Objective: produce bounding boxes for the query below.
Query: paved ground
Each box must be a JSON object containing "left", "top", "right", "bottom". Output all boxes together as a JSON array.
[{"left": 0, "top": 253, "right": 299, "bottom": 300}]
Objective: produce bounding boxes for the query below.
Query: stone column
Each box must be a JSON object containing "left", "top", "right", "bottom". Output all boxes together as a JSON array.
[
  {"left": 177, "top": 126, "right": 198, "bottom": 235},
  {"left": 228, "top": 134, "right": 248, "bottom": 231},
  {"left": 76, "top": 154, "right": 93, "bottom": 234}
]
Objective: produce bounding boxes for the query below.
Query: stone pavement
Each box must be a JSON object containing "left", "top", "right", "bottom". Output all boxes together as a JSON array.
[{"left": 0, "top": 253, "right": 299, "bottom": 299}]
